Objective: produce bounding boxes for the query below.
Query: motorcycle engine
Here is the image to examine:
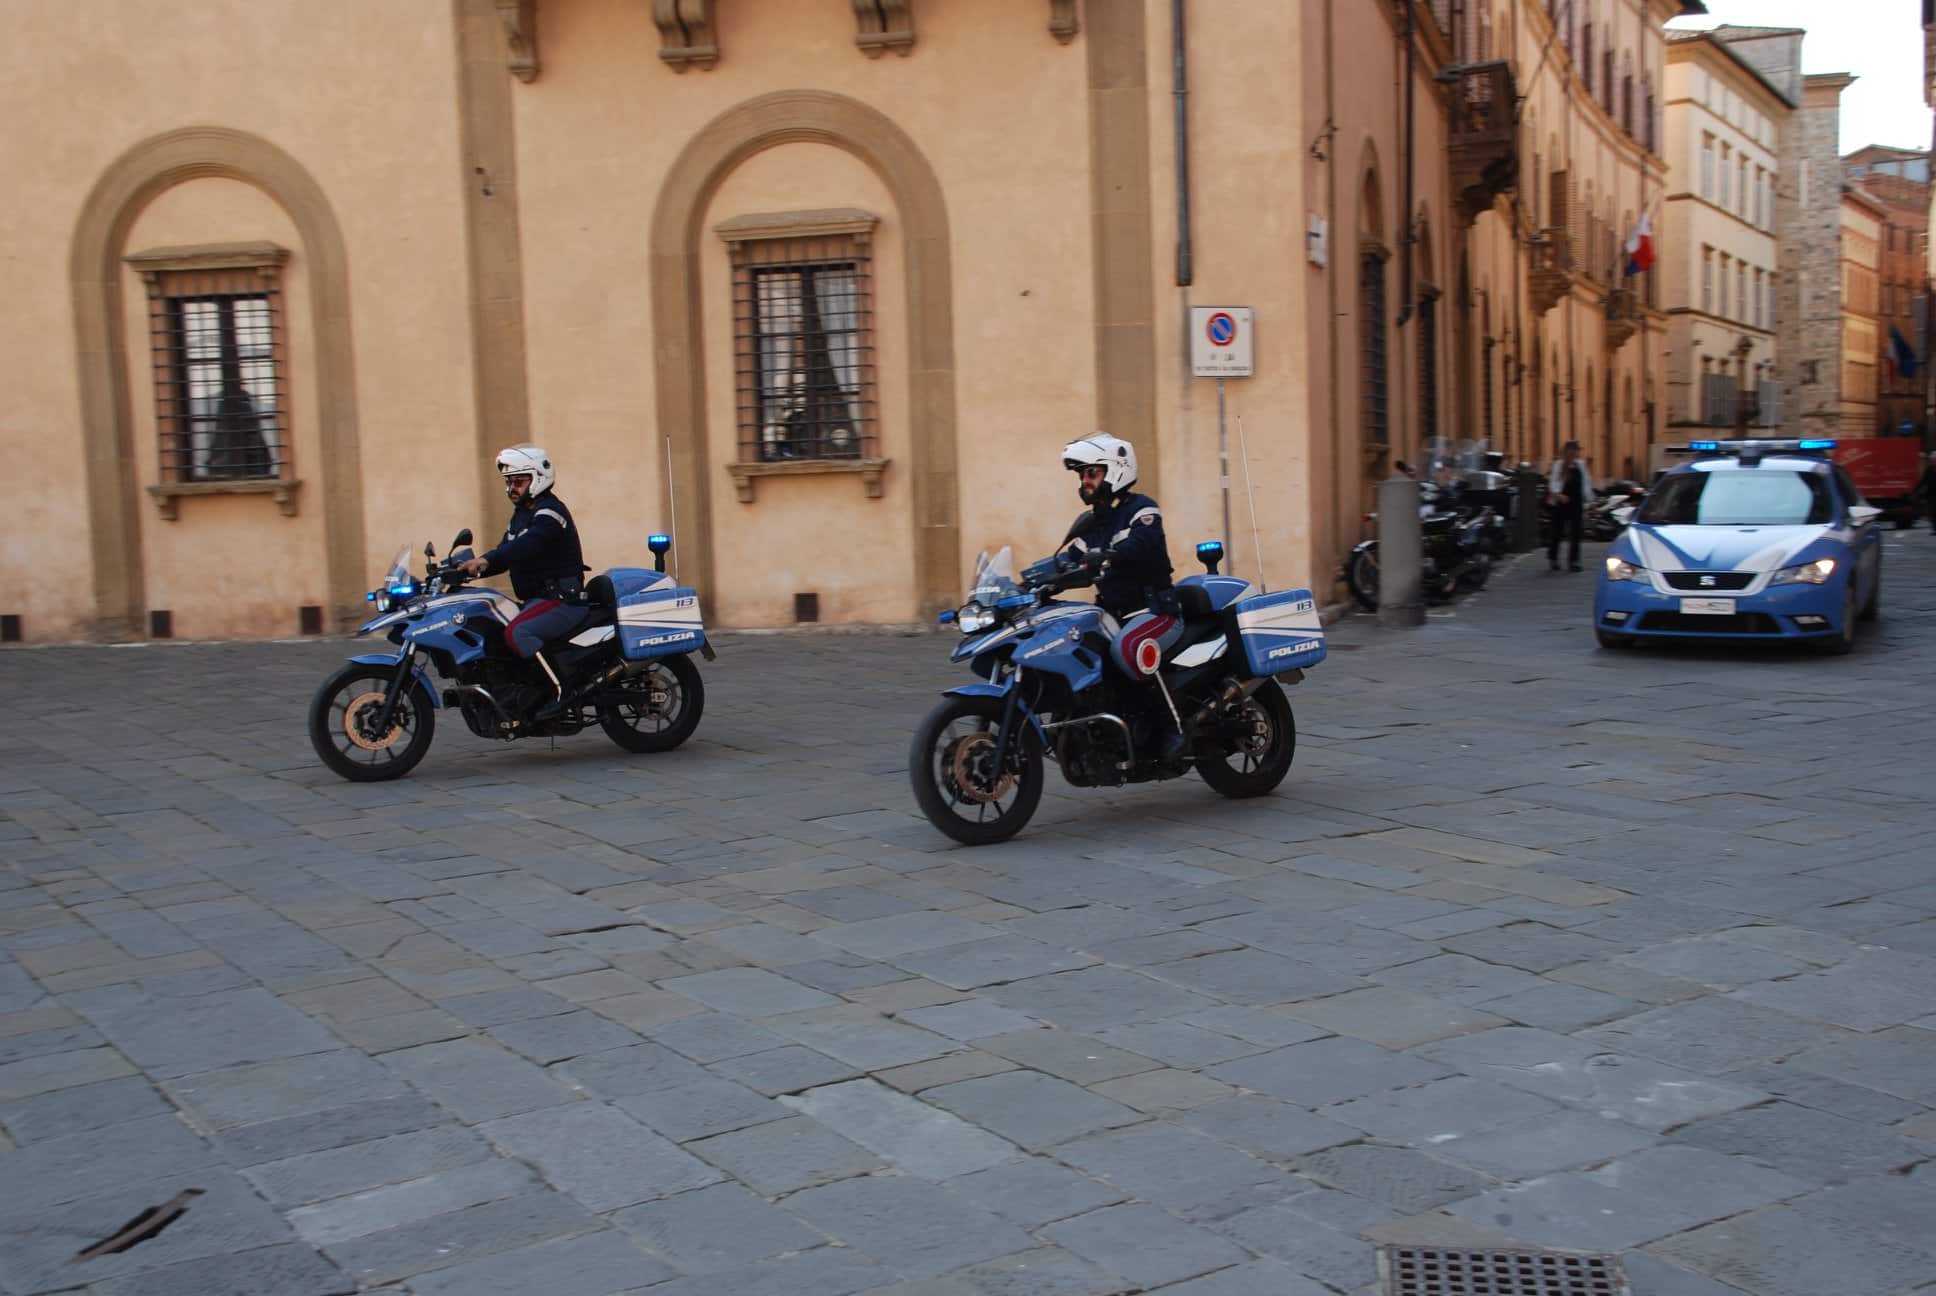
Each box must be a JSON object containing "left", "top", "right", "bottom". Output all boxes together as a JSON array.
[{"left": 1055, "top": 724, "right": 1128, "bottom": 788}]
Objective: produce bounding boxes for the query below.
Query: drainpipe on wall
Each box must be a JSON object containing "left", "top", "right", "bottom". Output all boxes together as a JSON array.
[
  {"left": 1395, "top": 0, "right": 1416, "bottom": 331},
  {"left": 1325, "top": 0, "right": 1346, "bottom": 572},
  {"left": 1173, "top": 0, "right": 1193, "bottom": 287}
]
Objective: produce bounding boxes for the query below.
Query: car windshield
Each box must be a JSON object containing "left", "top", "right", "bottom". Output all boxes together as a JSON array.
[
  {"left": 966, "top": 547, "right": 1019, "bottom": 604},
  {"left": 1636, "top": 470, "right": 1832, "bottom": 526}
]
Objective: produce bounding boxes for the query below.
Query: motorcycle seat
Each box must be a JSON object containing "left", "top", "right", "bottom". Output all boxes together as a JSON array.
[
  {"left": 1174, "top": 583, "right": 1217, "bottom": 620},
  {"left": 585, "top": 573, "right": 618, "bottom": 609},
  {"left": 1163, "top": 617, "right": 1225, "bottom": 664}
]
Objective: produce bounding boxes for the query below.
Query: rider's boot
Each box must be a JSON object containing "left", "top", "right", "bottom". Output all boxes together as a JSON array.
[
  {"left": 530, "top": 652, "right": 567, "bottom": 724},
  {"left": 1149, "top": 673, "right": 1190, "bottom": 763}
]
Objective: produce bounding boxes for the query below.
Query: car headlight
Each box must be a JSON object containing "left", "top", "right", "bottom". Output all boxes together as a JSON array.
[
  {"left": 1603, "top": 556, "right": 1643, "bottom": 581},
  {"left": 1769, "top": 558, "right": 1836, "bottom": 586},
  {"left": 957, "top": 603, "right": 995, "bottom": 634}
]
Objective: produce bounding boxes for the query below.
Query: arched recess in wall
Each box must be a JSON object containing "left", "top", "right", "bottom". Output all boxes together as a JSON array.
[
  {"left": 650, "top": 90, "right": 957, "bottom": 616},
  {"left": 71, "top": 126, "right": 361, "bottom": 640}
]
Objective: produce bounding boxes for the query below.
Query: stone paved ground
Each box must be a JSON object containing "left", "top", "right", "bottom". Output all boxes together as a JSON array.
[{"left": 3, "top": 529, "right": 1936, "bottom": 1296}]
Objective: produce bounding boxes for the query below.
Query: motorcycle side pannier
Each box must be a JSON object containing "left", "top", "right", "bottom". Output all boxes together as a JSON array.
[
  {"left": 1231, "top": 587, "right": 1327, "bottom": 676},
  {"left": 606, "top": 568, "right": 708, "bottom": 661}
]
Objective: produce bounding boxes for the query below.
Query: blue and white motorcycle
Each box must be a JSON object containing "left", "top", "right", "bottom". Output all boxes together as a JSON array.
[
  {"left": 307, "top": 529, "right": 711, "bottom": 782},
  {"left": 910, "top": 539, "right": 1326, "bottom": 844}
]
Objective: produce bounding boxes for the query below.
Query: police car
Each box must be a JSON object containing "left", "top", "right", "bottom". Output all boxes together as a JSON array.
[{"left": 1594, "top": 439, "right": 1882, "bottom": 654}]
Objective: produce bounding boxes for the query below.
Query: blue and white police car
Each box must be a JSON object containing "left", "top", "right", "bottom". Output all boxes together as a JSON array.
[{"left": 1594, "top": 439, "right": 1882, "bottom": 654}]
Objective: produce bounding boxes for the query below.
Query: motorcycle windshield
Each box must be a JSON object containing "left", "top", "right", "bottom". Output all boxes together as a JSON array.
[
  {"left": 967, "top": 546, "right": 1019, "bottom": 604},
  {"left": 379, "top": 546, "right": 414, "bottom": 591}
]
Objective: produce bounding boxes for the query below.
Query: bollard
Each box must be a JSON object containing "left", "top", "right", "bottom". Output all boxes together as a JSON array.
[
  {"left": 1512, "top": 467, "right": 1541, "bottom": 553},
  {"left": 1376, "top": 475, "right": 1424, "bottom": 628}
]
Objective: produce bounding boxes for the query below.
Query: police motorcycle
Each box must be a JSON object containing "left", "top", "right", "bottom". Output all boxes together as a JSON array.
[
  {"left": 306, "top": 529, "right": 711, "bottom": 782},
  {"left": 909, "top": 539, "right": 1326, "bottom": 845}
]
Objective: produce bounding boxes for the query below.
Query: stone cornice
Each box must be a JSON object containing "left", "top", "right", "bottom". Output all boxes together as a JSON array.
[
  {"left": 124, "top": 241, "right": 290, "bottom": 274},
  {"left": 496, "top": 0, "right": 538, "bottom": 82}
]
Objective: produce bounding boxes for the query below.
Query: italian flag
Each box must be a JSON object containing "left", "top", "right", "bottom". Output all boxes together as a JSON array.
[{"left": 1623, "top": 211, "right": 1654, "bottom": 277}]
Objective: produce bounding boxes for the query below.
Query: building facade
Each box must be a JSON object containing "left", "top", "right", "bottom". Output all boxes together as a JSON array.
[
  {"left": 3, "top": 0, "right": 1694, "bottom": 645},
  {"left": 1845, "top": 148, "right": 1931, "bottom": 439},
  {"left": 1661, "top": 29, "right": 1788, "bottom": 435}
]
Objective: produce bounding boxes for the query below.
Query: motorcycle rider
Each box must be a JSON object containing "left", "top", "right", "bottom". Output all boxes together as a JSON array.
[
  {"left": 1059, "top": 433, "right": 1188, "bottom": 760},
  {"left": 460, "top": 445, "right": 589, "bottom": 720}
]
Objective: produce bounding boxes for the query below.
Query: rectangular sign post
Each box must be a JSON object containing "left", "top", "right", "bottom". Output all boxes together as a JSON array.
[{"left": 1190, "top": 308, "right": 1254, "bottom": 573}]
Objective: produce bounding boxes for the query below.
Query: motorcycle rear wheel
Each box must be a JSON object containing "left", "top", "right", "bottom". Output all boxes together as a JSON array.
[
  {"left": 599, "top": 654, "right": 705, "bottom": 753},
  {"left": 1195, "top": 679, "right": 1295, "bottom": 799},
  {"left": 1345, "top": 547, "right": 1379, "bottom": 611},
  {"left": 308, "top": 664, "right": 437, "bottom": 783},
  {"left": 909, "top": 695, "right": 1044, "bottom": 845}
]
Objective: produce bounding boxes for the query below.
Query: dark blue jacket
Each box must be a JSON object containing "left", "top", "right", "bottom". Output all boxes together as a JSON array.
[
  {"left": 483, "top": 490, "right": 586, "bottom": 601},
  {"left": 1067, "top": 491, "right": 1174, "bottom": 617}
]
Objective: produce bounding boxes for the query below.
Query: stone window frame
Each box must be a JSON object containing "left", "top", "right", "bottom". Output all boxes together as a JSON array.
[
  {"left": 125, "top": 241, "right": 300, "bottom": 520},
  {"left": 716, "top": 208, "right": 889, "bottom": 503}
]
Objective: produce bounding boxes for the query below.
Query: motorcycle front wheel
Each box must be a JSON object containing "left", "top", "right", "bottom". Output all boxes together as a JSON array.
[
  {"left": 1345, "top": 546, "right": 1379, "bottom": 611},
  {"left": 308, "top": 664, "right": 437, "bottom": 783},
  {"left": 909, "top": 695, "right": 1044, "bottom": 846},
  {"left": 599, "top": 654, "right": 704, "bottom": 753},
  {"left": 1196, "top": 678, "right": 1296, "bottom": 799}
]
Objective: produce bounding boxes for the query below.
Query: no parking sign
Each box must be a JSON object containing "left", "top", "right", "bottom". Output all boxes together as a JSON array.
[{"left": 1190, "top": 306, "right": 1253, "bottom": 377}]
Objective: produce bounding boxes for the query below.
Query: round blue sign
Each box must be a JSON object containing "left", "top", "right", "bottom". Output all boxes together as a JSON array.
[{"left": 1206, "top": 312, "right": 1237, "bottom": 347}]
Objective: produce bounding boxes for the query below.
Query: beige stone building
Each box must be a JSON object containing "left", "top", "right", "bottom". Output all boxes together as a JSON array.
[
  {"left": 1839, "top": 188, "right": 1887, "bottom": 436},
  {"left": 2, "top": 0, "right": 1695, "bottom": 645},
  {"left": 1661, "top": 29, "right": 1787, "bottom": 434}
]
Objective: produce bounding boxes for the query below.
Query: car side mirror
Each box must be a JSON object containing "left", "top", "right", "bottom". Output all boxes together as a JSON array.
[{"left": 1848, "top": 505, "right": 1881, "bottom": 527}]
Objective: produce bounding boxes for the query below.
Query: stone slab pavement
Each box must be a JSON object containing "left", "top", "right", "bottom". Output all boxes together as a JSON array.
[{"left": 3, "top": 528, "right": 1935, "bottom": 1295}]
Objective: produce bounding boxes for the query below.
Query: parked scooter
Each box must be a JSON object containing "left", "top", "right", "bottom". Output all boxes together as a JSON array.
[{"left": 1584, "top": 481, "right": 1646, "bottom": 541}]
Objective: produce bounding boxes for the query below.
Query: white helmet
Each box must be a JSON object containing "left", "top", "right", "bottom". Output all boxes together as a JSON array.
[
  {"left": 495, "top": 445, "right": 555, "bottom": 497},
  {"left": 1061, "top": 433, "right": 1138, "bottom": 495}
]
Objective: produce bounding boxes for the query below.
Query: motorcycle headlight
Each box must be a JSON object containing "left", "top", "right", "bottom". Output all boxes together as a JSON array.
[
  {"left": 1603, "top": 556, "right": 1643, "bottom": 581},
  {"left": 373, "top": 590, "right": 393, "bottom": 613},
  {"left": 957, "top": 603, "right": 995, "bottom": 634},
  {"left": 1770, "top": 557, "right": 1836, "bottom": 586}
]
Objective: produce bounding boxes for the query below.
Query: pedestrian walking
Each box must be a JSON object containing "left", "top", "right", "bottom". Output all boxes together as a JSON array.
[{"left": 1546, "top": 441, "right": 1593, "bottom": 572}]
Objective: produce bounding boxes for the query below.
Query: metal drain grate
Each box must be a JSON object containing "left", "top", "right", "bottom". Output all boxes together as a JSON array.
[{"left": 1380, "top": 1246, "right": 1631, "bottom": 1296}]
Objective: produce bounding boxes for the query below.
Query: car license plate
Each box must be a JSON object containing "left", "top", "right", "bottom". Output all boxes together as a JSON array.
[{"left": 1679, "top": 597, "right": 1735, "bottom": 615}]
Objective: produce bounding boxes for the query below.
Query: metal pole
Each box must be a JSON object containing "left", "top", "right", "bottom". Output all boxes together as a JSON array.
[
  {"left": 1376, "top": 474, "right": 1424, "bottom": 627},
  {"left": 1217, "top": 376, "right": 1232, "bottom": 563}
]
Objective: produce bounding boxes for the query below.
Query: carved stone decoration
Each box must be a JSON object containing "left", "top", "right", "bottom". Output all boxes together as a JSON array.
[
  {"left": 655, "top": 0, "right": 719, "bottom": 71},
  {"left": 496, "top": 0, "right": 538, "bottom": 82},
  {"left": 1047, "top": 0, "right": 1078, "bottom": 43},
  {"left": 727, "top": 458, "right": 889, "bottom": 503},
  {"left": 853, "top": 0, "right": 914, "bottom": 57}
]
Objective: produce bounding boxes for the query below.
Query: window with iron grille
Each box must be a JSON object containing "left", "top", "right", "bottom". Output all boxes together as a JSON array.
[
  {"left": 138, "top": 256, "right": 288, "bottom": 483},
  {"left": 723, "top": 215, "right": 877, "bottom": 466},
  {"left": 1361, "top": 249, "right": 1389, "bottom": 445},
  {"left": 1419, "top": 291, "right": 1439, "bottom": 447}
]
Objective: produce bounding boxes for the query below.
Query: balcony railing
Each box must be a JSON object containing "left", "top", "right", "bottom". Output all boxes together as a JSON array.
[
  {"left": 1530, "top": 228, "right": 1571, "bottom": 314},
  {"left": 1448, "top": 61, "right": 1519, "bottom": 223}
]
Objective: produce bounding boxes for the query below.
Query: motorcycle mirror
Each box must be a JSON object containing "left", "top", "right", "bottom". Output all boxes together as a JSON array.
[
  {"left": 453, "top": 528, "right": 473, "bottom": 548},
  {"left": 424, "top": 542, "right": 436, "bottom": 559}
]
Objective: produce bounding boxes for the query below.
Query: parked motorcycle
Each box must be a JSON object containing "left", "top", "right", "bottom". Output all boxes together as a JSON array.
[
  {"left": 1584, "top": 481, "right": 1646, "bottom": 541},
  {"left": 1345, "top": 497, "right": 1492, "bottom": 612},
  {"left": 909, "top": 540, "right": 1325, "bottom": 845},
  {"left": 307, "top": 530, "right": 711, "bottom": 782}
]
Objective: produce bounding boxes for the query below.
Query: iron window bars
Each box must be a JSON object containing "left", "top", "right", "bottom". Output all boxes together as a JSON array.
[
  {"left": 144, "top": 265, "right": 286, "bottom": 484},
  {"left": 730, "top": 232, "right": 877, "bottom": 466}
]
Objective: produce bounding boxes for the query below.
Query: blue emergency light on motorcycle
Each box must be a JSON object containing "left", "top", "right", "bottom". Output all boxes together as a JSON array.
[
  {"left": 648, "top": 533, "right": 673, "bottom": 573},
  {"left": 1195, "top": 541, "right": 1225, "bottom": 575}
]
